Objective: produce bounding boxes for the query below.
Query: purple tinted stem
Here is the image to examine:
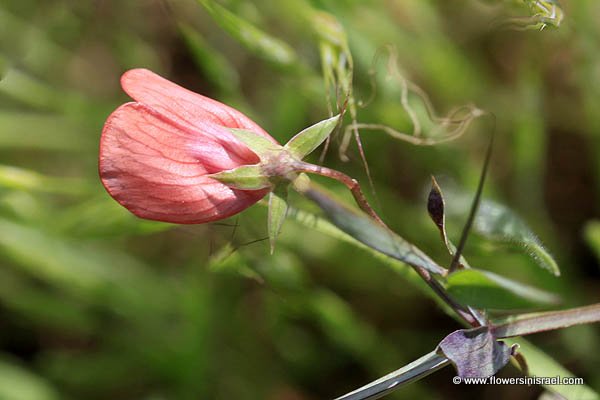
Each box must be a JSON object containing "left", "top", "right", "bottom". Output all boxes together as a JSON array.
[{"left": 493, "top": 303, "right": 600, "bottom": 338}]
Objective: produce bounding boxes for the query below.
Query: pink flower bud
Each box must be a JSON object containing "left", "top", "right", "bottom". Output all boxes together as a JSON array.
[{"left": 99, "top": 68, "right": 278, "bottom": 224}]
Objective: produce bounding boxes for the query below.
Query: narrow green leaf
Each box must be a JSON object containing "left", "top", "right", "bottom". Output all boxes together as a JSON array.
[
  {"left": 229, "top": 128, "right": 283, "bottom": 159},
  {"left": 446, "top": 269, "right": 559, "bottom": 310},
  {"left": 208, "top": 164, "right": 271, "bottom": 190},
  {"left": 285, "top": 205, "right": 425, "bottom": 283},
  {"left": 195, "top": 0, "right": 297, "bottom": 67},
  {"left": 446, "top": 190, "right": 560, "bottom": 276},
  {"left": 285, "top": 204, "right": 467, "bottom": 319},
  {"left": 268, "top": 186, "right": 289, "bottom": 254},
  {"left": 284, "top": 114, "right": 340, "bottom": 159},
  {"left": 299, "top": 184, "right": 445, "bottom": 275}
]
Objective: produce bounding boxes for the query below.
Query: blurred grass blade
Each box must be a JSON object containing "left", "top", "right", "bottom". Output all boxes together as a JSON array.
[
  {"left": 194, "top": 0, "right": 297, "bottom": 68},
  {"left": 584, "top": 220, "right": 600, "bottom": 264},
  {"left": 0, "top": 54, "right": 6, "bottom": 80},
  {"left": 503, "top": 338, "right": 598, "bottom": 399},
  {"left": 0, "top": 7, "right": 76, "bottom": 79},
  {"left": 0, "top": 218, "right": 165, "bottom": 309},
  {"left": 0, "top": 68, "right": 91, "bottom": 115},
  {"left": 299, "top": 183, "right": 446, "bottom": 275},
  {"left": 0, "top": 270, "right": 94, "bottom": 332},
  {"left": 446, "top": 190, "right": 560, "bottom": 276},
  {"left": 54, "top": 197, "right": 172, "bottom": 238},
  {"left": 446, "top": 268, "right": 559, "bottom": 310},
  {"left": 0, "top": 165, "right": 91, "bottom": 195},
  {"left": 0, "top": 218, "right": 119, "bottom": 293},
  {"left": 0, "top": 191, "right": 48, "bottom": 223},
  {"left": 0, "top": 358, "right": 60, "bottom": 400},
  {"left": 0, "top": 112, "right": 93, "bottom": 151},
  {"left": 178, "top": 22, "right": 240, "bottom": 95}
]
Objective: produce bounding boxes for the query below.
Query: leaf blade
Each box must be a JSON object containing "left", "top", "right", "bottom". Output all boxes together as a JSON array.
[
  {"left": 299, "top": 183, "right": 445, "bottom": 275},
  {"left": 446, "top": 190, "right": 560, "bottom": 276},
  {"left": 446, "top": 269, "right": 559, "bottom": 310}
]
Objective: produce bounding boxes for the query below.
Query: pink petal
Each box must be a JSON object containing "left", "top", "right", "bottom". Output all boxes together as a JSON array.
[
  {"left": 99, "top": 102, "right": 269, "bottom": 224},
  {"left": 121, "top": 69, "right": 277, "bottom": 153}
]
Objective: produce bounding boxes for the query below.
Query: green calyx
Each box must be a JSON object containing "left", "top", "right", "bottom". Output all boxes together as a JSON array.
[
  {"left": 208, "top": 114, "right": 340, "bottom": 190},
  {"left": 208, "top": 114, "right": 340, "bottom": 252}
]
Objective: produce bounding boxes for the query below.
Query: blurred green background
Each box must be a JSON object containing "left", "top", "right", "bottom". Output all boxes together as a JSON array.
[{"left": 0, "top": 0, "right": 599, "bottom": 399}]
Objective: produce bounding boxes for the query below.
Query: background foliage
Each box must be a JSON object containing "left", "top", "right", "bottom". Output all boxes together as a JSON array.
[{"left": 0, "top": 0, "right": 598, "bottom": 399}]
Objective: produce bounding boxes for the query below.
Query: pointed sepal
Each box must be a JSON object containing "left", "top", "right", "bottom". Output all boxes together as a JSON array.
[
  {"left": 268, "top": 185, "right": 289, "bottom": 254},
  {"left": 284, "top": 114, "right": 340, "bottom": 159},
  {"left": 229, "top": 128, "right": 284, "bottom": 160},
  {"left": 208, "top": 164, "right": 271, "bottom": 190}
]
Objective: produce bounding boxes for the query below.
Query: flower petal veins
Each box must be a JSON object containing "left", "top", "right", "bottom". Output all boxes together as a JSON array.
[{"left": 99, "top": 70, "right": 275, "bottom": 224}]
